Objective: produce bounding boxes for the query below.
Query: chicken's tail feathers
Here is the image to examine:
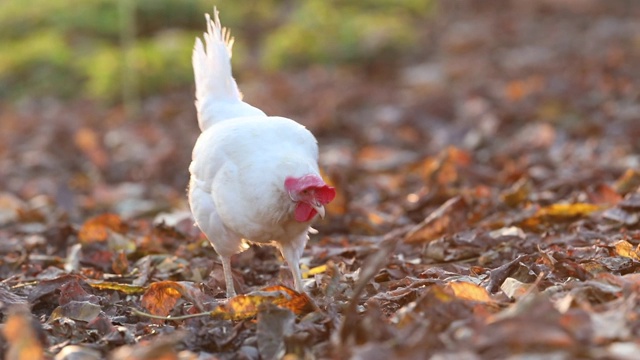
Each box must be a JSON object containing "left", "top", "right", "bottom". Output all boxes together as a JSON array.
[{"left": 193, "top": 8, "right": 264, "bottom": 131}]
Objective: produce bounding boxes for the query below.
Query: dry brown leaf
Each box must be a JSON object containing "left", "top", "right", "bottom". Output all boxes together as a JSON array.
[
  {"left": 501, "top": 277, "right": 535, "bottom": 299},
  {"left": 523, "top": 203, "right": 601, "bottom": 228},
  {"left": 0, "top": 192, "right": 25, "bottom": 226},
  {"left": 620, "top": 192, "right": 640, "bottom": 210},
  {"left": 141, "top": 281, "right": 184, "bottom": 317},
  {"left": 74, "top": 127, "right": 109, "bottom": 169},
  {"left": 3, "top": 308, "right": 44, "bottom": 360},
  {"left": 404, "top": 196, "right": 468, "bottom": 244},
  {"left": 614, "top": 240, "right": 640, "bottom": 261},
  {"left": 357, "top": 145, "right": 417, "bottom": 172},
  {"left": 49, "top": 301, "right": 102, "bottom": 323},
  {"left": 302, "top": 264, "right": 328, "bottom": 279},
  {"left": 419, "top": 146, "right": 471, "bottom": 186},
  {"left": 536, "top": 203, "right": 601, "bottom": 218},
  {"left": 430, "top": 285, "right": 456, "bottom": 303},
  {"left": 589, "top": 184, "right": 622, "bottom": 206},
  {"left": 500, "top": 178, "right": 532, "bottom": 207},
  {"left": 614, "top": 169, "right": 640, "bottom": 194},
  {"left": 320, "top": 168, "right": 347, "bottom": 216},
  {"left": 448, "top": 281, "right": 492, "bottom": 303},
  {"left": 87, "top": 281, "right": 146, "bottom": 295},
  {"left": 504, "top": 76, "right": 544, "bottom": 101},
  {"left": 212, "top": 285, "right": 313, "bottom": 321},
  {"left": 78, "top": 213, "right": 127, "bottom": 244},
  {"left": 602, "top": 207, "right": 639, "bottom": 225},
  {"left": 112, "top": 250, "right": 129, "bottom": 275}
]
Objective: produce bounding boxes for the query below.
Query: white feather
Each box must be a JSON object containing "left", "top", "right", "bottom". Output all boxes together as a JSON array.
[{"left": 192, "top": 8, "right": 264, "bottom": 131}]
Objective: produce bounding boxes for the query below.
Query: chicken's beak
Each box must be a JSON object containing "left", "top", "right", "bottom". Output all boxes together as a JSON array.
[{"left": 311, "top": 202, "right": 326, "bottom": 219}]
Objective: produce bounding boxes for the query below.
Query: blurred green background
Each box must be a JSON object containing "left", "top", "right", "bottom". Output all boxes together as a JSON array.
[{"left": 0, "top": 0, "right": 434, "bottom": 103}]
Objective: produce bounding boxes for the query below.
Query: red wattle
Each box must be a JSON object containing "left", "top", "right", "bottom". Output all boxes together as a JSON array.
[{"left": 294, "top": 202, "right": 318, "bottom": 222}]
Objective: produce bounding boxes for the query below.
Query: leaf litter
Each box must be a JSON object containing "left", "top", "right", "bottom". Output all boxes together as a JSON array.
[{"left": 2, "top": 2, "right": 640, "bottom": 359}]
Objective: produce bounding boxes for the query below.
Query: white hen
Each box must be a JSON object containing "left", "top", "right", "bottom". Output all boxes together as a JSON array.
[{"left": 189, "top": 8, "right": 335, "bottom": 297}]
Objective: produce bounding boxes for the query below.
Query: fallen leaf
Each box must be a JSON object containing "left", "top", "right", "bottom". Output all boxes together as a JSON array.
[
  {"left": 602, "top": 207, "right": 639, "bottom": 225},
  {"left": 489, "top": 226, "right": 525, "bottom": 239},
  {"left": 257, "top": 305, "right": 295, "bottom": 360},
  {"left": 302, "top": 264, "right": 328, "bottom": 279},
  {"left": 500, "top": 178, "right": 532, "bottom": 207},
  {"left": 54, "top": 345, "right": 101, "bottom": 360},
  {"left": 112, "top": 250, "right": 129, "bottom": 275},
  {"left": 501, "top": 277, "right": 535, "bottom": 299},
  {"left": 212, "top": 285, "right": 314, "bottom": 321},
  {"left": 141, "top": 281, "right": 185, "bottom": 317},
  {"left": 107, "top": 333, "right": 184, "bottom": 360},
  {"left": 404, "top": 196, "right": 469, "bottom": 244},
  {"left": 448, "top": 281, "right": 492, "bottom": 303},
  {"left": 614, "top": 169, "right": 640, "bottom": 194},
  {"left": 49, "top": 301, "right": 102, "bottom": 322},
  {"left": 0, "top": 192, "right": 25, "bottom": 226},
  {"left": 86, "top": 281, "right": 146, "bottom": 295},
  {"left": 589, "top": 183, "right": 622, "bottom": 206},
  {"left": 357, "top": 146, "right": 418, "bottom": 172},
  {"left": 0, "top": 287, "right": 28, "bottom": 309},
  {"left": 523, "top": 202, "right": 602, "bottom": 228},
  {"left": 536, "top": 203, "right": 601, "bottom": 219},
  {"left": 591, "top": 305, "right": 631, "bottom": 342},
  {"left": 59, "top": 278, "right": 100, "bottom": 305},
  {"left": 320, "top": 168, "right": 347, "bottom": 216},
  {"left": 2, "top": 307, "right": 44, "bottom": 360},
  {"left": 28, "top": 274, "right": 89, "bottom": 303},
  {"left": 620, "top": 192, "right": 640, "bottom": 210},
  {"left": 78, "top": 213, "right": 127, "bottom": 244},
  {"left": 74, "top": 127, "right": 109, "bottom": 169},
  {"left": 614, "top": 240, "right": 640, "bottom": 261}
]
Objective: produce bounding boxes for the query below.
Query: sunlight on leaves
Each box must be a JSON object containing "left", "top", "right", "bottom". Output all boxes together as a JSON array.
[
  {"left": 501, "top": 277, "right": 535, "bottom": 299},
  {"left": 141, "top": 281, "right": 184, "bottom": 317},
  {"left": 524, "top": 203, "right": 602, "bottom": 228},
  {"left": 78, "top": 213, "right": 127, "bottom": 244},
  {"left": 536, "top": 203, "right": 601, "bottom": 218},
  {"left": 87, "top": 281, "right": 146, "bottom": 295},
  {"left": 614, "top": 240, "right": 640, "bottom": 261},
  {"left": 431, "top": 285, "right": 456, "bottom": 303},
  {"left": 302, "top": 264, "right": 328, "bottom": 279},
  {"left": 500, "top": 178, "right": 532, "bottom": 207},
  {"left": 614, "top": 169, "right": 640, "bottom": 194},
  {"left": 448, "top": 281, "right": 492, "bottom": 303},
  {"left": 212, "top": 285, "right": 313, "bottom": 321},
  {"left": 3, "top": 308, "right": 43, "bottom": 360}
]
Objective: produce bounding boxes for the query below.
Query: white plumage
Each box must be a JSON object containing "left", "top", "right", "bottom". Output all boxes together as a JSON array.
[{"left": 189, "top": 8, "right": 335, "bottom": 297}]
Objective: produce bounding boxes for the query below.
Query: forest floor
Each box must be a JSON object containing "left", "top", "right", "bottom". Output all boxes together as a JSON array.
[{"left": 1, "top": 2, "right": 640, "bottom": 359}]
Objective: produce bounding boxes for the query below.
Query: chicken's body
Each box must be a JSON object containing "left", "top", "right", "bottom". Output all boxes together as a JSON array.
[{"left": 189, "top": 9, "right": 335, "bottom": 297}]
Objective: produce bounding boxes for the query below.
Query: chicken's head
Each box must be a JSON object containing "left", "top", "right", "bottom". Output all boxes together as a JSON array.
[{"left": 285, "top": 174, "right": 336, "bottom": 222}]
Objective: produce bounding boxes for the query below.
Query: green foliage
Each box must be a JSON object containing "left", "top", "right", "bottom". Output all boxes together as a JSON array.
[
  {"left": 0, "top": 0, "right": 434, "bottom": 102},
  {"left": 80, "top": 31, "right": 195, "bottom": 101},
  {"left": 0, "top": 0, "right": 120, "bottom": 40},
  {"left": 0, "top": 30, "right": 78, "bottom": 98},
  {"left": 0, "top": 0, "right": 208, "bottom": 101},
  {"left": 262, "top": 0, "right": 434, "bottom": 69}
]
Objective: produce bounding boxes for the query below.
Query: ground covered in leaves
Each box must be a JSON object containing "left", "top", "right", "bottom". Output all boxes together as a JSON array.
[{"left": 2, "top": 2, "right": 640, "bottom": 359}]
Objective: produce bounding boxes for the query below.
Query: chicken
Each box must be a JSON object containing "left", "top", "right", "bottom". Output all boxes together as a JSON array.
[{"left": 188, "top": 8, "right": 336, "bottom": 297}]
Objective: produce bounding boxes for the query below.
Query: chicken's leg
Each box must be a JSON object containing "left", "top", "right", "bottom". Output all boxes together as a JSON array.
[
  {"left": 220, "top": 256, "right": 236, "bottom": 297},
  {"left": 280, "top": 241, "right": 305, "bottom": 293}
]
